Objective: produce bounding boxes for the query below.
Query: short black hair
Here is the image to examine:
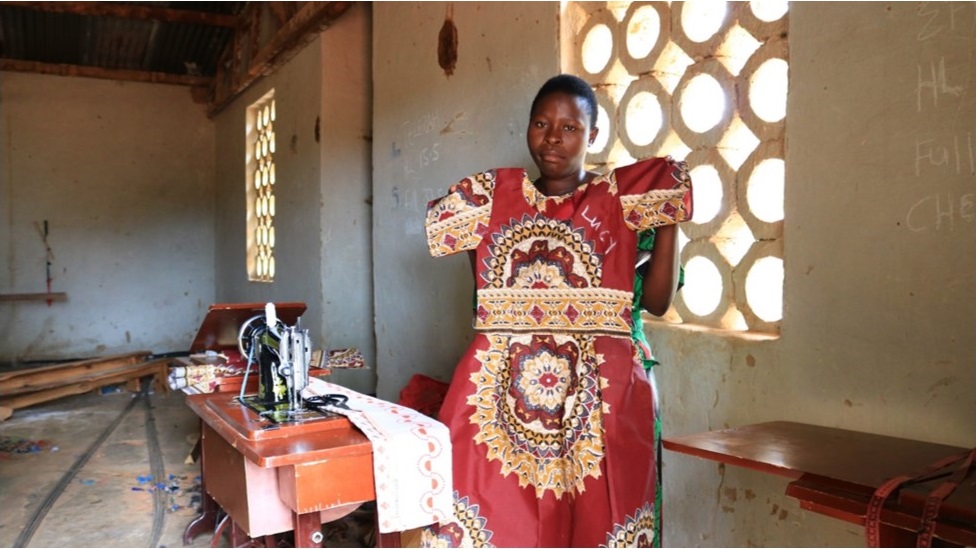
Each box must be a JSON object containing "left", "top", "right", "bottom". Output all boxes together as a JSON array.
[{"left": 530, "top": 74, "right": 599, "bottom": 129}]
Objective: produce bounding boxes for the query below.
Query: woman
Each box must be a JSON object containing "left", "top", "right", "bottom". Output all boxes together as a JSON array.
[{"left": 423, "top": 74, "right": 693, "bottom": 547}]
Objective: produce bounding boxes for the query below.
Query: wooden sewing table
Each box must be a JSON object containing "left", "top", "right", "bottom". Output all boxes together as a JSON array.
[
  {"left": 182, "top": 391, "right": 400, "bottom": 547},
  {"left": 663, "top": 421, "right": 974, "bottom": 547}
]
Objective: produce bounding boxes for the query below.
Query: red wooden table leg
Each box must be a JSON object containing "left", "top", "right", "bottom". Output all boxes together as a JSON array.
[
  {"left": 293, "top": 512, "right": 324, "bottom": 548},
  {"left": 377, "top": 531, "right": 402, "bottom": 548},
  {"left": 184, "top": 424, "right": 220, "bottom": 545},
  {"left": 184, "top": 490, "right": 220, "bottom": 545}
]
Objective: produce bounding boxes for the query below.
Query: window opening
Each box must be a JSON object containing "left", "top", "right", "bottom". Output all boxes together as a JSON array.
[
  {"left": 246, "top": 91, "right": 277, "bottom": 283},
  {"left": 565, "top": 1, "right": 789, "bottom": 334}
]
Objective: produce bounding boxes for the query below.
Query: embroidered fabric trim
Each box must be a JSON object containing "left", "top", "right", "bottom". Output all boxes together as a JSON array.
[
  {"left": 474, "top": 287, "right": 634, "bottom": 335},
  {"left": 426, "top": 203, "right": 491, "bottom": 257}
]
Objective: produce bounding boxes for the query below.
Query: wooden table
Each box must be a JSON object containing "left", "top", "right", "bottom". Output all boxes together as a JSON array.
[
  {"left": 663, "top": 421, "right": 974, "bottom": 547},
  {"left": 182, "top": 392, "right": 399, "bottom": 547}
]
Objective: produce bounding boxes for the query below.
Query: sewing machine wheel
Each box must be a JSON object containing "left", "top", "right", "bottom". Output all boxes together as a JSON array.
[{"left": 237, "top": 314, "right": 286, "bottom": 358}]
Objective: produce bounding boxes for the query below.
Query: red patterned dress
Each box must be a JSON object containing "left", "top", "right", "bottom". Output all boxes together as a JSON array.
[{"left": 423, "top": 157, "right": 693, "bottom": 548}]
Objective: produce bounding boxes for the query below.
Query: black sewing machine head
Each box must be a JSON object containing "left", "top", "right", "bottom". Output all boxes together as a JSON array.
[{"left": 238, "top": 303, "right": 310, "bottom": 409}]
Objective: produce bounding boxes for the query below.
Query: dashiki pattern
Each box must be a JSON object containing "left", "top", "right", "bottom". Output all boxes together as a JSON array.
[{"left": 423, "top": 157, "right": 692, "bottom": 548}]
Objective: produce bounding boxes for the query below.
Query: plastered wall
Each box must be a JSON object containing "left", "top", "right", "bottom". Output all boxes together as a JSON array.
[
  {"left": 212, "top": 4, "right": 375, "bottom": 394},
  {"left": 0, "top": 74, "right": 215, "bottom": 361},
  {"left": 319, "top": 4, "right": 376, "bottom": 394},
  {"left": 655, "top": 4, "right": 975, "bottom": 546}
]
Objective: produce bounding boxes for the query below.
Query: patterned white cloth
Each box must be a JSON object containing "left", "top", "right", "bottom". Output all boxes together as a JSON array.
[{"left": 302, "top": 378, "right": 453, "bottom": 533}]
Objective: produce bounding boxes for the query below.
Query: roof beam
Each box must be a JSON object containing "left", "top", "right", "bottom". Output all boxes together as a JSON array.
[
  {"left": 2, "top": 1, "right": 239, "bottom": 28},
  {"left": 207, "top": 2, "right": 351, "bottom": 116},
  {"left": 0, "top": 58, "right": 214, "bottom": 88}
]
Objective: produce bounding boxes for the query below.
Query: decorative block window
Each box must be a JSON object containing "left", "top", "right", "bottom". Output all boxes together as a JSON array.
[
  {"left": 565, "top": 0, "right": 789, "bottom": 334},
  {"left": 247, "top": 91, "right": 277, "bottom": 283}
]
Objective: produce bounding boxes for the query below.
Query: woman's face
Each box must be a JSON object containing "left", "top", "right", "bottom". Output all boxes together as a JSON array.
[{"left": 526, "top": 92, "right": 598, "bottom": 182}]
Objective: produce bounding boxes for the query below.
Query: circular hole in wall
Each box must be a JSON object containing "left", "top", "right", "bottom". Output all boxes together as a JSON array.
[
  {"left": 582, "top": 24, "right": 614, "bottom": 74},
  {"left": 591, "top": 103, "right": 611, "bottom": 154},
  {"left": 626, "top": 5, "right": 661, "bottom": 59},
  {"left": 624, "top": 91, "right": 663, "bottom": 147},
  {"left": 690, "top": 164, "right": 723, "bottom": 224},
  {"left": 683, "top": 256, "right": 723, "bottom": 316},
  {"left": 746, "top": 158, "right": 784, "bottom": 222},
  {"left": 749, "top": 58, "right": 788, "bottom": 123},
  {"left": 681, "top": 0, "right": 727, "bottom": 43},
  {"left": 746, "top": 256, "right": 783, "bottom": 321},
  {"left": 680, "top": 74, "right": 726, "bottom": 133},
  {"left": 750, "top": 0, "right": 788, "bottom": 22}
]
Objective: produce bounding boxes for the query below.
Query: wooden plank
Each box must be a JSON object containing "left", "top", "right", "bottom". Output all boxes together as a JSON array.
[
  {"left": 0, "top": 292, "right": 67, "bottom": 302},
  {"left": 663, "top": 421, "right": 968, "bottom": 486},
  {"left": 0, "top": 351, "right": 150, "bottom": 384},
  {"left": 247, "top": 2, "right": 351, "bottom": 78},
  {"left": 269, "top": 2, "right": 290, "bottom": 27},
  {"left": 0, "top": 359, "right": 168, "bottom": 411},
  {"left": 1, "top": 1, "right": 239, "bottom": 27},
  {"left": 0, "top": 59, "right": 214, "bottom": 87},
  {"left": 1, "top": 357, "right": 167, "bottom": 397},
  {"left": 207, "top": 2, "right": 351, "bottom": 116}
]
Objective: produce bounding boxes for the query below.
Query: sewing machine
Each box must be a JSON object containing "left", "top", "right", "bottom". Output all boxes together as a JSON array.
[
  {"left": 180, "top": 303, "right": 391, "bottom": 547},
  {"left": 234, "top": 302, "right": 342, "bottom": 424}
]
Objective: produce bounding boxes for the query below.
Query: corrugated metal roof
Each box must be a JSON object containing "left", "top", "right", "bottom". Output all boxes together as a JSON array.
[{"left": 0, "top": 2, "right": 245, "bottom": 78}]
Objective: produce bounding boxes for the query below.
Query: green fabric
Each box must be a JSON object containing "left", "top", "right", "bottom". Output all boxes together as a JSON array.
[
  {"left": 630, "top": 228, "right": 685, "bottom": 548},
  {"left": 631, "top": 228, "right": 684, "bottom": 371}
]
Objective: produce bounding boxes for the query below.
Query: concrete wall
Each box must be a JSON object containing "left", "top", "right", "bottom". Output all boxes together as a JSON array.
[
  {"left": 0, "top": 73, "right": 215, "bottom": 361},
  {"left": 654, "top": 3, "right": 976, "bottom": 546},
  {"left": 372, "top": 1, "right": 560, "bottom": 400},
  {"left": 213, "top": 4, "right": 375, "bottom": 394},
  {"left": 372, "top": 1, "right": 975, "bottom": 547},
  {"left": 319, "top": 4, "right": 376, "bottom": 394}
]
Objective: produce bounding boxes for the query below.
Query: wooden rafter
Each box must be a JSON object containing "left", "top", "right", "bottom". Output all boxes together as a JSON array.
[
  {"left": 0, "top": 58, "right": 214, "bottom": 88},
  {"left": 207, "top": 1, "right": 352, "bottom": 116},
  {"left": 2, "top": 1, "right": 239, "bottom": 27},
  {"left": 0, "top": 1, "right": 353, "bottom": 111}
]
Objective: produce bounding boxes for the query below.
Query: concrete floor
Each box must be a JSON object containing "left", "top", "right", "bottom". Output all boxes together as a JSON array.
[{"left": 0, "top": 387, "right": 376, "bottom": 548}]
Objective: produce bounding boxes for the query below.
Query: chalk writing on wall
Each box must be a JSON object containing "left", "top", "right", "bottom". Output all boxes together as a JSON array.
[
  {"left": 914, "top": 134, "right": 975, "bottom": 176},
  {"left": 905, "top": 192, "right": 975, "bottom": 232},
  {"left": 906, "top": 3, "right": 974, "bottom": 233},
  {"left": 916, "top": 2, "right": 968, "bottom": 42},
  {"left": 391, "top": 185, "right": 444, "bottom": 214},
  {"left": 916, "top": 57, "right": 966, "bottom": 112},
  {"left": 395, "top": 111, "right": 443, "bottom": 181}
]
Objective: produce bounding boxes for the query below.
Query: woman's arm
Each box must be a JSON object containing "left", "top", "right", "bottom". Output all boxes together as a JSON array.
[{"left": 640, "top": 224, "right": 680, "bottom": 316}]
